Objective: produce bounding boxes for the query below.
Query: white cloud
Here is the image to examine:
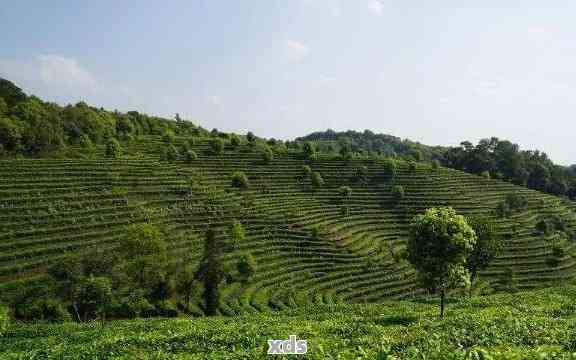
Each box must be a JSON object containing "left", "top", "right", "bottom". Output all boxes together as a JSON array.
[
  {"left": 37, "top": 55, "right": 97, "bottom": 91},
  {"left": 368, "top": 0, "right": 384, "bottom": 16},
  {"left": 285, "top": 40, "right": 310, "bottom": 63}
]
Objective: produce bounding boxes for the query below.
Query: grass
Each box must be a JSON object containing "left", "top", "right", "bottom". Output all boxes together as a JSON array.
[{"left": 3, "top": 285, "right": 576, "bottom": 359}]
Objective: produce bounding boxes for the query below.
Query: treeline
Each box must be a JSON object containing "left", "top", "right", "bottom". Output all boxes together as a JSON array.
[
  {"left": 296, "top": 129, "right": 443, "bottom": 161},
  {"left": 297, "top": 130, "right": 576, "bottom": 199},
  {"left": 444, "top": 138, "right": 576, "bottom": 198},
  {"left": 0, "top": 78, "right": 201, "bottom": 156},
  {"left": 7, "top": 221, "right": 256, "bottom": 322}
]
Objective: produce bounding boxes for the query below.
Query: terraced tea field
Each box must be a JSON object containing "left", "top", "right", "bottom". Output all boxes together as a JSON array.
[
  {"left": 4, "top": 284, "right": 576, "bottom": 358},
  {"left": 1, "top": 136, "right": 575, "bottom": 314}
]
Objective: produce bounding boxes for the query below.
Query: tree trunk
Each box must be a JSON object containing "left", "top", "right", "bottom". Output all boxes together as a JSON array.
[
  {"left": 440, "top": 289, "right": 445, "bottom": 318},
  {"left": 469, "top": 272, "right": 476, "bottom": 297}
]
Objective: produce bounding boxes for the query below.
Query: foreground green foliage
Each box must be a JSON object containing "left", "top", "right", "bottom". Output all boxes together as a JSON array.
[{"left": 4, "top": 285, "right": 576, "bottom": 358}]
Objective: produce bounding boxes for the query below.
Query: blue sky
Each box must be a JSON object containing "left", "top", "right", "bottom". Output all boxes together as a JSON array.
[{"left": 1, "top": 1, "right": 575, "bottom": 164}]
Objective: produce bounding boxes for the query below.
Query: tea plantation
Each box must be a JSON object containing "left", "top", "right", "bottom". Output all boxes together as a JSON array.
[
  {"left": 2, "top": 133, "right": 576, "bottom": 358},
  {"left": 3, "top": 285, "right": 576, "bottom": 358}
]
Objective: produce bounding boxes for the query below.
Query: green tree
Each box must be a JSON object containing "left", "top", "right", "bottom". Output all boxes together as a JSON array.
[
  {"left": 237, "top": 253, "right": 257, "bottom": 282},
  {"left": 407, "top": 207, "right": 477, "bottom": 317},
  {"left": 338, "top": 186, "right": 352, "bottom": 201},
  {"left": 230, "top": 220, "right": 246, "bottom": 249},
  {"left": 303, "top": 142, "right": 317, "bottom": 160},
  {"left": 231, "top": 171, "right": 250, "bottom": 189},
  {"left": 230, "top": 134, "right": 241, "bottom": 147},
  {"left": 162, "top": 144, "right": 179, "bottom": 162},
  {"left": 196, "top": 228, "right": 226, "bottom": 316},
  {"left": 184, "top": 149, "right": 197, "bottom": 162},
  {"left": 72, "top": 275, "right": 113, "bottom": 322},
  {"left": 210, "top": 138, "right": 224, "bottom": 155},
  {"left": 431, "top": 160, "right": 440, "bottom": 171},
  {"left": 0, "top": 116, "right": 22, "bottom": 152},
  {"left": 105, "top": 138, "right": 122, "bottom": 159},
  {"left": 246, "top": 131, "right": 256, "bottom": 145},
  {"left": 175, "top": 264, "right": 199, "bottom": 310},
  {"left": 466, "top": 216, "right": 502, "bottom": 295},
  {"left": 311, "top": 171, "right": 324, "bottom": 189},
  {"left": 261, "top": 146, "right": 273, "bottom": 163}
]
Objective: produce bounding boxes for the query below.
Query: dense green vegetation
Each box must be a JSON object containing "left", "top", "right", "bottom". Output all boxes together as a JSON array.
[
  {"left": 4, "top": 285, "right": 576, "bottom": 358},
  {"left": 298, "top": 129, "right": 576, "bottom": 200},
  {"left": 2, "top": 79, "right": 576, "bottom": 357}
]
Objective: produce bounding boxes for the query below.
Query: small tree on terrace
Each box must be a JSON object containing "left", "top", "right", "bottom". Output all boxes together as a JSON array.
[
  {"left": 261, "top": 145, "right": 273, "bottom": 163},
  {"left": 466, "top": 215, "right": 501, "bottom": 295},
  {"left": 230, "top": 220, "right": 246, "bottom": 249},
  {"left": 210, "top": 138, "right": 224, "bottom": 155},
  {"left": 407, "top": 207, "right": 476, "bottom": 317},
  {"left": 231, "top": 171, "right": 249, "bottom": 190},
  {"left": 105, "top": 138, "right": 122, "bottom": 159},
  {"left": 311, "top": 172, "right": 324, "bottom": 190}
]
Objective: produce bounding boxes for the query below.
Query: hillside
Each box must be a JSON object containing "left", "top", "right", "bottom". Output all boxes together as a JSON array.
[
  {"left": 1, "top": 134, "right": 576, "bottom": 315},
  {"left": 297, "top": 129, "right": 576, "bottom": 200},
  {"left": 4, "top": 284, "right": 576, "bottom": 358}
]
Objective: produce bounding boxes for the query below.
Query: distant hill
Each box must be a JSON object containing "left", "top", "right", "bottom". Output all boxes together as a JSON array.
[{"left": 296, "top": 129, "right": 576, "bottom": 199}]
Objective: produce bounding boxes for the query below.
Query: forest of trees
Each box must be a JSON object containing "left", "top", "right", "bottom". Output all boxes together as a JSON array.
[
  {"left": 0, "top": 78, "right": 201, "bottom": 157},
  {"left": 297, "top": 130, "right": 576, "bottom": 200}
]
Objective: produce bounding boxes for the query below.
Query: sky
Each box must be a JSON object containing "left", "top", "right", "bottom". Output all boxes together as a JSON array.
[{"left": 1, "top": 1, "right": 575, "bottom": 164}]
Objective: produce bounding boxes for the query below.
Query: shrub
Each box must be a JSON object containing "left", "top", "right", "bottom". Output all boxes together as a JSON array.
[
  {"left": 210, "top": 138, "right": 224, "bottom": 155},
  {"left": 408, "top": 161, "right": 417, "bottom": 172},
  {"left": 155, "top": 300, "right": 179, "bottom": 318},
  {"left": 535, "top": 218, "right": 551, "bottom": 235},
  {"left": 20, "top": 299, "right": 70, "bottom": 322},
  {"left": 230, "top": 134, "right": 241, "bottom": 147},
  {"left": 261, "top": 146, "right": 273, "bottom": 163},
  {"left": 230, "top": 220, "right": 246, "bottom": 249},
  {"left": 391, "top": 185, "right": 405, "bottom": 202},
  {"left": 105, "top": 138, "right": 122, "bottom": 159},
  {"left": 246, "top": 131, "right": 256, "bottom": 144},
  {"left": 162, "top": 144, "right": 179, "bottom": 162},
  {"left": 301, "top": 165, "right": 312, "bottom": 177},
  {"left": 0, "top": 303, "right": 8, "bottom": 336},
  {"left": 112, "top": 291, "right": 155, "bottom": 319},
  {"left": 311, "top": 172, "right": 324, "bottom": 189},
  {"left": 481, "top": 170, "right": 490, "bottom": 179},
  {"left": 505, "top": 193, "right": 528, "bottom": 212},
  {"left": 231, "top": 171, "right": 249, "bottom": 189},
  {"left": 338, "top": 186, "right": 352, "bottom": 199},
  {"left": 237, "top": 254, "right": 257, "bottom": 281},
  {"left": 184, "top": 149, "right": 197, "bottom": 162},
  {"left": 431, "top": 160, "right": 440, "bottom": 171}
]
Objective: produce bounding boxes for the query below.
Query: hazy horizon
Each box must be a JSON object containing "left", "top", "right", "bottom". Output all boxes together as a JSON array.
[{"left": 1, "top": 1, "right": 575, "bottom": 164}]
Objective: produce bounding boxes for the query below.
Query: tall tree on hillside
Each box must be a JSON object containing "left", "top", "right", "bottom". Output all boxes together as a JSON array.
[
  {"left": 407, "top": 207, "right": 476, "bottom": 317},
  {"left": 196, "top": 227, "right": 226, "bottom": 316}
]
